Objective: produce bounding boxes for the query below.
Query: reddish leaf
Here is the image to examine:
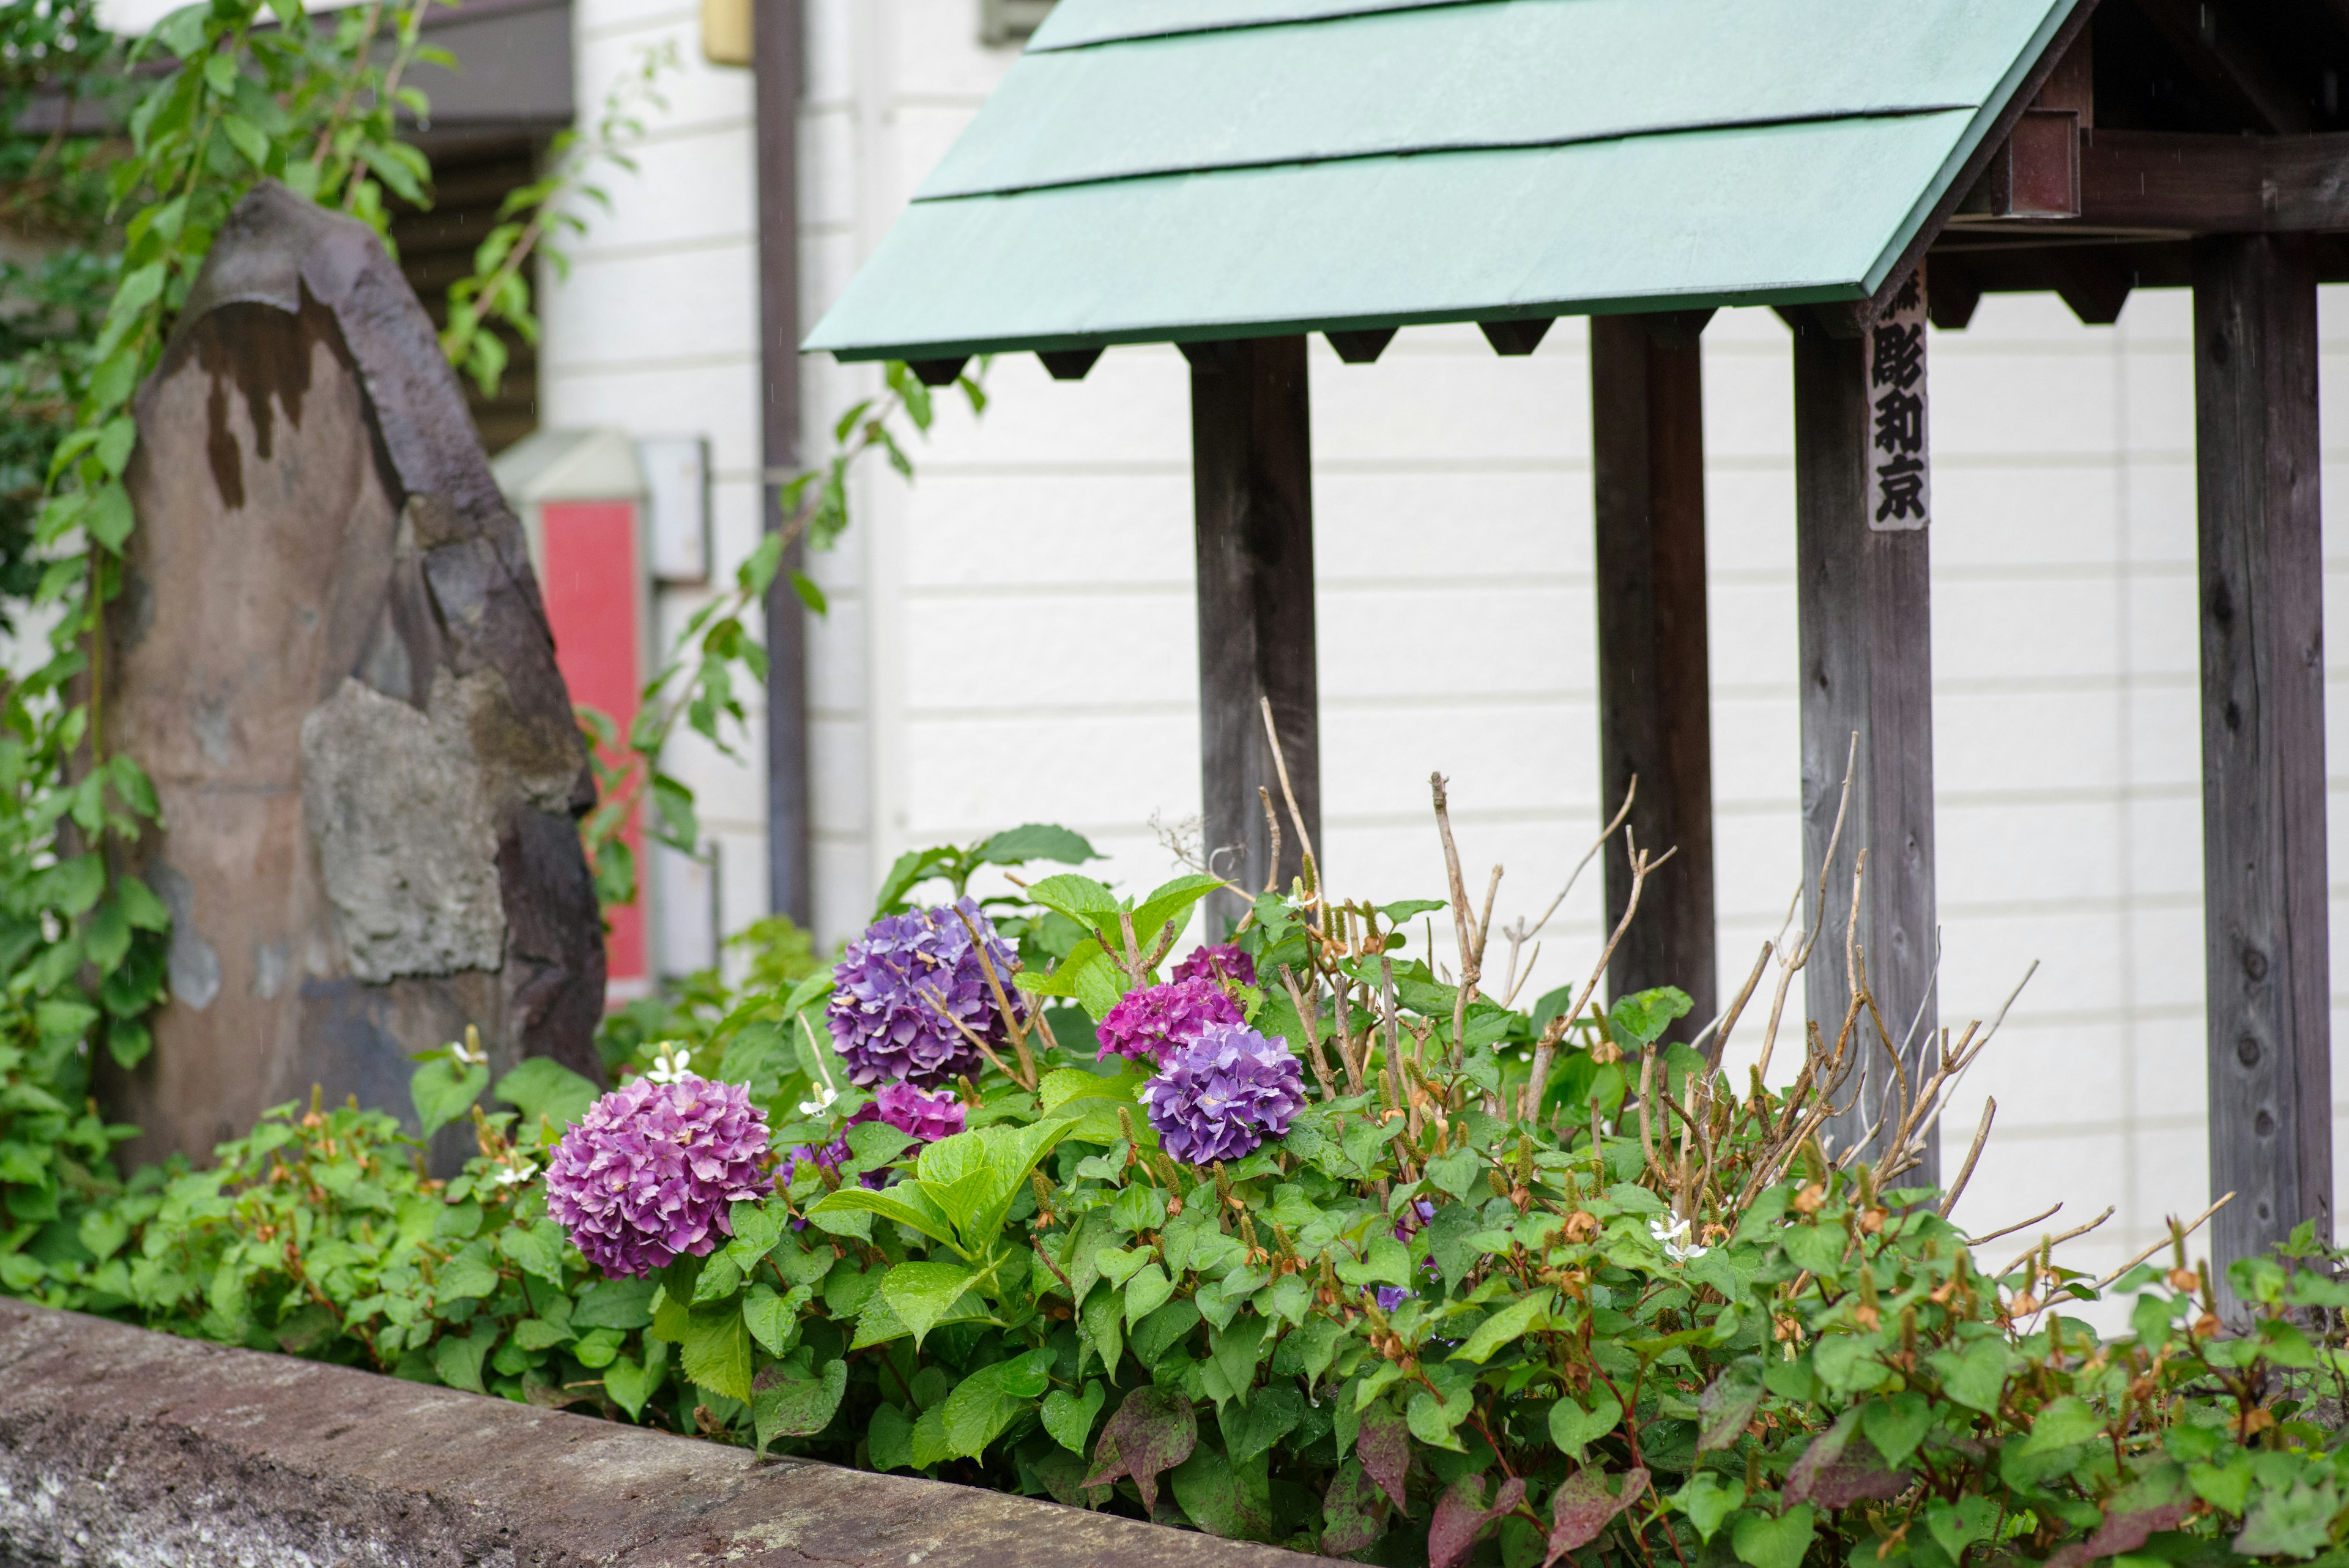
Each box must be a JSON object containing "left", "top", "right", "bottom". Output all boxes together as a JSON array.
[
  {"left": 1357, "top": 1402, "right": 1412, "bottom": 1513},
  {"left": 1545, "top": 1466, "right": 1649, "bottom": 1567},
  {"left": 1783, "top": 1414, "right": 1912, "bottom": 1509},
  {"left": 1431, "top": 1473, "right": 1529, "bottom": 1568},
  {"left": 2046, "top": 1504, "right": 2190, "bottom": 1568},
  {"left": 1323, "top": 1459, "right": 1390, "bottom": 1558},
  {"left": 1080, "top": 1386, "right": 1198, "bottom": 1514}
]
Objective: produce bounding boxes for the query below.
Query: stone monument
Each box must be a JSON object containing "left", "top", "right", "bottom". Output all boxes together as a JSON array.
[{"left": 105, "top": 182, "right": 607, "bottom": 1166}]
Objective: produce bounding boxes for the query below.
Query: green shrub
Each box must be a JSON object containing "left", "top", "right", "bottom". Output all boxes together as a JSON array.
[{"left": 7, "top": 814, "right": 2349, "bottom": 1568}]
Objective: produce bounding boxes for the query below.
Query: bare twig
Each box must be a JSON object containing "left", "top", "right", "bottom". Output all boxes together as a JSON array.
[
  {"left": 1997, "top": 1206, "right": 2115, "bottom": 1282},
  {"left": 1937, "top": 1098, "right": 1995, "bottom": 1217},
  {"left": 1259, "top": 697, "right": 1319, "bottom": 904},
  {"left": 1965, "top": 1202, "right": 2063, "bottom": 1250},
  {"left": 1278, "top": 964, "right": 1338, "bottom": 1099},
  {"left": 1705, "top": 942, "right": 1772, "bottom": 1071},
  {"left": 952, "top": 904, "right": 1036, "bottom": 1090},
  {"left": 2091, "top": 1193, "right": 2235, "bottom": 1290},
  {"left": 1501, "top": 778, "right": 1638, "bottom": 1004}
]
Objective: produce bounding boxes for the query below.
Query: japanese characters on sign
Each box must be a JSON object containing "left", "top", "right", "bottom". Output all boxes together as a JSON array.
[{"left": 1865, "top": 269, "right": 1929, "bottom": 533}]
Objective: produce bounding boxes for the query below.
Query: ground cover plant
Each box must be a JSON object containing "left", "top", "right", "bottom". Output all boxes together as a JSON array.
[{"left": 8, "top": 760, "right": 2349, "bottom": 1568}]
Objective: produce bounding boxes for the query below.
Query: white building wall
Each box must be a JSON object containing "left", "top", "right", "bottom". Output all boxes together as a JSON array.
[{"left": 545, "top": 0, "right": 2349, "bottom": 1289}]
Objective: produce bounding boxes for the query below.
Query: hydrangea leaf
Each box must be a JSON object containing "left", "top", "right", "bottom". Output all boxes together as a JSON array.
[
  {"left": 680, "top": 1301, "right": 753, "bottom": 1402},
  {"left": 978, "top": 823, "right": 1100, "bottom": 868},
  {"left": 600, "top": 1345, "right": 664, "bottom": 1420},
  {"left": 880, "top": 1260, "right": 982, "bottom": 1347},
  {"left": 810, "top": 1183, "right": 959, "bottom": 1255}
]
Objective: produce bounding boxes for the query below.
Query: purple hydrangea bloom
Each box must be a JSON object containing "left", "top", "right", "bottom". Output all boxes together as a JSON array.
[
  {"left": 1172, "top": 943, "right": 1257, "bottom": 989},
  {"left": 1096, "top": 977, "right": 1242, "bottom": 1066},
  {"left": 827, "top": 898, "right": 1025, "bottom": 1088},
  {"left": 544, "top": 1075, "right": 774, "bottom": 1279},
  {"left": 1138, "top": 1021, "right": 1305, "bottom": 1164},
  {"left": 852, "top": 1081, "right": 967, "bottom": 1143}
]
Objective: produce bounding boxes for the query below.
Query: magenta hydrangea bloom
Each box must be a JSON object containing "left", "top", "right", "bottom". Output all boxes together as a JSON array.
[
  {"left": 543, "top": 1074, "right": 774, "bottom": 1279},
  {"left": 827, "top": 898, "right": 1025, "bottom": 1088},
  {"left": 1172, "top": 943, "right": 1256, "bottom": 989},
  {"left": 1138, "top": 1021, "right": 1305, "bottom": 1164},
  {"left": 851, "top": 1081, "right": 967, "bottom": 1143},
  {"left": 1096, "top": 976, "right": 1242, "bottom": 1066}
]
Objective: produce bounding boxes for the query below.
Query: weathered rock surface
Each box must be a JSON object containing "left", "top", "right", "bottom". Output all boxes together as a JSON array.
[
  {"left": 0, "top": 1298, "right": 1315, "bottom": 1568},
  {"left": 105, "top": 181, "right": 606, "bottom": 1167}
]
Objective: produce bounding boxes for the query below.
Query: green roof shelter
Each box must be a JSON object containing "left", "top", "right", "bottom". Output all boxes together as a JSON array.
[{"left": 807, "top": 0, "right": 2349, "bottom": 1287}]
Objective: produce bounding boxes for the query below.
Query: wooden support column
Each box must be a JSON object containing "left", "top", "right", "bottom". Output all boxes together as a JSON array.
[
  {"left": 1791, "top": 280, "right": 1938, "bottom": 1183},
  {"left": 1591, "top": 313, "right": 1716, "bottom": 1025},
  {"left": 1189, "top": 336, "right": 1319, "bottom": 933},
  {"left": 2192, "top": 233, "right": 2330, "bottom": 1292}
]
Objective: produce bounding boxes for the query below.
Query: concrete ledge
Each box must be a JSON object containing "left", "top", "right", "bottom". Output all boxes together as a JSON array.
[{"left": 0, "top": 1299, "right": 1318, "bottom": 1567}]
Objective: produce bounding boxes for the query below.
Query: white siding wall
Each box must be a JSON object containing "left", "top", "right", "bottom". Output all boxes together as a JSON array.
[{"left": 544, "top": 0, "right": 2349, "bottom": 1289}]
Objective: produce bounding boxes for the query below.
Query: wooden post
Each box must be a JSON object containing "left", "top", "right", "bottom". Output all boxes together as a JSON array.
[
  {"left": 2192, "top": 233, "right": 2330, "bottom": 1295},
  {"left": 1791, "top": 277, "right": 1939, "bottom": 1183},
  {"left": 1188, "top": 336, "right": 1319, "bottom": 934},
  {"left": 1590, "top": 313, "right": 1716, "bottom": 1025}
]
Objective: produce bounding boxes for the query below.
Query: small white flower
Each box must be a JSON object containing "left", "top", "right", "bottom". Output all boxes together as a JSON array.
[
  {"left": 447, "top": 1027, "right": 486, "bottom": 1068},
  {"left": 796, "top": 1082, "right": 839, "bottom": 1118},
  {"left": 491, "top": 1154, "right": 536, "bottom": 1187},
  {"left": 645, "top": 1042, "right": 693, "bottom": 1085},
  {"left": 1649, "top": 1210, "right": 1709, "bottom": 1264}
]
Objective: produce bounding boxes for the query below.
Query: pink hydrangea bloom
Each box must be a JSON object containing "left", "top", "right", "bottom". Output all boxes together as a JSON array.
[
  {"left": 1171, "top": 943, "right": 1256, "bottom": 989},
  {"left": 1095, "top": 977, "right": 1242, "bottom": 1066},
  {"left": 543, "top": 1074, "right": 773, "bottom": 1279}
]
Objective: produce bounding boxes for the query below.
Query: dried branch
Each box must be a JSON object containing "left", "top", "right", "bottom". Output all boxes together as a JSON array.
[
  {"left": 2091, "top": 1193, "right": 2235, "bottom": 1290},
  {"left": 1937, "top": 1097, "right": 1995, "bottom": 1217}
]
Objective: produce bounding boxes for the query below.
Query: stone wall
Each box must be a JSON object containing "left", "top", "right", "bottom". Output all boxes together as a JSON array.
[{"left": 0, "top": 1298, "right": 1313, "bottom": 1568}]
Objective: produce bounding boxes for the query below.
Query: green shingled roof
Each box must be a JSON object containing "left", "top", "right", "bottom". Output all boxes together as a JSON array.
[{"left": 804, "top": 0, "right": 2079, "bottom": 363}]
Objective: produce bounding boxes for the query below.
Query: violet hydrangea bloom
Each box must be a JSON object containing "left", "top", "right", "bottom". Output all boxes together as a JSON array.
[
  {"left": 1095, "top": 976, "right": 1242, "bottom": 1066},
  {"left": 827, "top": 897, "right": 1025, "bottom": 1088},
  {"left": 1138, "top": 1020, "right": 1305, "bottom": 1164},
  {"left": 1172, "top": 943, "right": 1256, "bottom": 989},
  {"left": 544, "top": 1074, "right": 774, "bottom": 1279},
  {"left": 851, "top": 1081, "right": 967, "bottom": 1143}
]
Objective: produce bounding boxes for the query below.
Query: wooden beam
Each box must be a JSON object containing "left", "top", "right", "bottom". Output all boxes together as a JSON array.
[
  {"left": 1591, "top": 315, "right": 1716, "bottom": 1027},
  {"left": 2133, "top": 0, "right": 2315, "bottom": 133},
  {"left": 2192, "top": 233, "right": 2332, "bottom": 1299},
  {"left": 1791, "top": 277, "right": 1938, "bottom": 1181},
  {"left": 1190, "top": 336, "right": 1320, "bottom": 934}
]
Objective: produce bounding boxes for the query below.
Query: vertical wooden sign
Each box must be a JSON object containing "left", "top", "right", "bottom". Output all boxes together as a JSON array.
[{"left": 1866, "top": 269, "right": 1929, "bottom": 532}]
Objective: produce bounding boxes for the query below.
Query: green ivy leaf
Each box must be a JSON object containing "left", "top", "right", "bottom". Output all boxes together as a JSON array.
[
  {"left": 880, "top": 1260, "right": 982, "bottom": 1347},
  {"left": 1549, "top": 1384, "right": 1623, "bottom": 1459},
  {"left": 752, "top": 1356, "right": 848, "bottom": 1453},
  {"left": 410, "top": 1058, "right": 488, "bottom": 1139},
  {"left": 1732, "top": 1506, "right": 1816, "bottom": 1568},
  {"left": 1673, "top": 1473, "right": 1746, "bottom": 1543},
  {"left": 494, "top": 1058, "right": 600, "bottom": 1136},
  {"left": 1043, "top": 1380, "right": 1107, "bottom": 1454},
  {"left": 1450, "top": 1289, "right": 1553, "bottom": 1364}
]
